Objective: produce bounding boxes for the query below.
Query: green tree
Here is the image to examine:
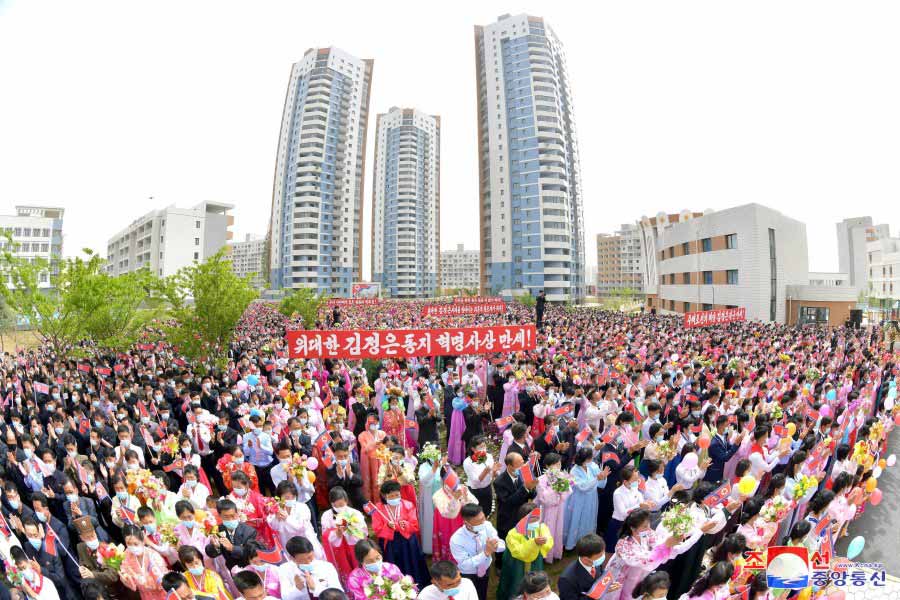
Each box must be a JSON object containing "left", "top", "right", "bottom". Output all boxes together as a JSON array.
[
  {"left": 0, "top": 296, "right": 18, "bottom": 352},
  {"left": 518, "top": 292, "right": 536, "bottom": 309},
  {"left": 161, "top": 250, "right": 258, "bottom": 370},
  {"left": 278, "top": 288, "right": 326, "bottom": 329},
  {"left": 81, "top": 267, "right": 165, "bottom": 353}
]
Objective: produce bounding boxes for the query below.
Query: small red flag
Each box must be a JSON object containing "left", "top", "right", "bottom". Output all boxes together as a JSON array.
[
  {"left": 256, "top": 539, "right": 284, "bottom": 564},
  {"left": 44, "top": 525, "right": 58, "bottom": 556},
  {"left": 442, "top": 468, "right": 459, "bottom": 491},
  {"left": 495, "top": 415, "right": 514, "bottom": 429},
  {"left": 515, "top": 506, "right": 542, "bottom": 535},
  {"left": 586, "top": 572, "right": 615, "bottom": 599},
  {"left": 703, "top": 481, "right": 732, "bottom": 507},
  {"left": 96, "top": 367, "right": 111, "bottom": 377},
  {"left": 118, "top": 504, "right": 137, "bottom": 524},
  {"left": 543, "top": 429, "right": 556, "bottom": 445},
  {"left": 601, "top": 452, "right": 620, "bottom": 465},
  {"left": 601, "top": 426, "right": 619, "bottom": 445},
  {"left": 576, "top": 427, "right": 593, "bottom": 443},
  {"left": 517, "top": 464, "right": 534, "bottom": 485},
  {"left": 553, "top": 404, "right": 573, "bottom": 416},
  {"left": 362, "top": 501, "right": 378, "bottom": 516}
]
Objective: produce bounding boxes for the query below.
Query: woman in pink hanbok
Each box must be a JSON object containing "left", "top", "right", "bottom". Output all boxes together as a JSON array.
[
  {"left": 609, "top": 509, "right": 678, "bottom": 600},
  {"left": 357, "top": 417, "right": 387, "bottom": 501},
  {"left": 535, "top": 454, "right": 573, "bottom": 563},
  {"left": 431, "top": 482, "right": 477, "bottom": 562},
  {"left": 502, "top": 375, "right": 520, "bottom": 418}
]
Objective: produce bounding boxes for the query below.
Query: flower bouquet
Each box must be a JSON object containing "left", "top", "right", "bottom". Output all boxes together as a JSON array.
[
  {"left": 471, "top": 449, "right": 488, "bottom": 464},
  {"left": 804, "top": 367, "right": 821, "bottom": 383},
  {"left": 374, "top": 444, "right": 393, "bottom": 465},
  {"left": 792, "top": 474, "right": 818, "bottom": 501},
  {"left": 852, "top": 441, "right": 874, "bottom": 470},
  {"left": 97, "top": 543, "right": 126, "bottom": 572},
  {"left": 289, "top": 453, "right": 317, "bottom": 484},
  {"left": 163, "top": 437, "right": 180, "bottom": 456},
  {"left": 727, "top": 357, "right": 741, "bottom": 371},
  {"left": 158, "top": 522, "right": 178, "bottom": 545},
  {"left": 654, "top": 439, "right": 676, "bottom": 463},
  {"left": 760, "top": 496, "right": 790, "bottom": 523},
  {"left": 546, "top": 469, "right": 572, "bottom": 493},
  {"left": 363, "top": 573, "right": 417, "bottom": 600},
  {"left": 661, "top": 502, "right": 694, "bottom": 538},
  {"left": 419, "top": 443, "right": 441, "bottom": 464},
  {"left": 333, "top": 508, "right": 366, "bottom": 540},
  {"left": 216, "top": 453, "right": 241, "bottom": 475},
  {"left": 125, "top": 469, "right": 165, "bottom": 505}
]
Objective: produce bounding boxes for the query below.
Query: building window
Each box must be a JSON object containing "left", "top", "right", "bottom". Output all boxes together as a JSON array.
[
  {"left": 702, "top": 303, "right": 713, "bottom": 311},
  {"left": 195, "top": 220, "right": 201, "bottom": 228},
  {"left": 682, "top": 272, "right": 690, "bottom": 284},
  {"left": 727, "top": 269, "right": 738, "bottom": 285},
  {"left": 799, "top": 306, "right": 829, "bottom": 325},
  {"left": 683, "top": 301, "right": 690, "bottom": 313},
  {"left": 682, "top": 242, "right": 689, "bottom": 255},
  {"left": 193, "top": 252, "right": 199, "bottom": 260},
  {"left": 725, "top": 233, "right": 737, "bottom": 249},
  {"left": 195, "top": 238, "right": 200, "bottom": 246},
  {"left": 702, "top": 237, "right": 712, "bottom": 252},
  {"left": 703, "top": 271, "right": 713, "bottom": 285}
]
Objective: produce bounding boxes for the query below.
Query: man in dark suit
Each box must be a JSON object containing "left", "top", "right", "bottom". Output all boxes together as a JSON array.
[
  {"left": 326, "top": 443, "right": 365, "bottom": 510},
  {"left": 507, "top": 423, "right": 532, "bottom": 461},
  {"left": 21, "top": 518, "right": 81, "bottom": 600},
  {"left": 205, "top": 499, "right": 258, "bottom": 569},
  {"left": 61, "top": 479, "right": 109, "bottom": 542},
  {"left": 704, "top": 415, "right": 744, "bottom": 484},
  {"left": 558, "top": 533, "right": 619, "bottom": 600},
  {"left": 461, "top": 392, "right": 487, "bottom": 452},
  {"left": 414, "top": 400, "right": 441, "bottom": 447},
  {"left": 31, "top": 492, "right": 82, "bottom": 587},
  {"left": 493, "top": 452, "right": 536, "bottom": 567},
  {"left": 535, "top": 290, "right": 546, "bottom": 330}
]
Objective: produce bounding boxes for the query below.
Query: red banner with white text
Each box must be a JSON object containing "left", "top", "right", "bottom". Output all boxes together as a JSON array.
[
  {"left": 286, "top": 325, "right": 536, "bottom": 359},
  {"left": 453, "top": 296, "right": 503, "bottom": 304},
  {"left": 684, "top": 307, "right": 746, "bottom": 328},
  {"left": 421, "top": 301, "right": 507, "bottom": 317},
  {"left": 326, "top": 298, "right": 380, "bottom": 307}
]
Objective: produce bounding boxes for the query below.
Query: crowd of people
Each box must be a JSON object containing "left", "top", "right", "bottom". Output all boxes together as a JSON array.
[{"left": 0, "top": 298, "right": 896, "bottom": 600}]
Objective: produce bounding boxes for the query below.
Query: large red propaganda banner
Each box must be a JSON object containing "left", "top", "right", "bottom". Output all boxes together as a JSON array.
[
  {"left": 421, "top": 301, "right": 507, "bottom": 317},
  {"left": 684, "top": 307, "right": 746, "bottom": 328},
  {"left": 286, "top": 325, "right": 537, "bottom": 359},
  {"left": 453, "top": 296, "right": 503, "bottom": 304}
]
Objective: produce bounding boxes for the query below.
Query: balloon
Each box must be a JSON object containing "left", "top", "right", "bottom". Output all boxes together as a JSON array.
[
  {"left": 237, "top": 380, "right": 248, "bottom": 391},
  {"left": 247, "top": 374, "right": 259, "bottom": 387},
  {"left": 887, "top": 454, "right": 897, "bottom": 467},
  {"left": 305, "top": 456, "right": 318, "bottom": 471},
  {"left": 820, "top": 405, "right": 832, "bottom": 418},
  {"left": 873, "top": 466, "right": 883, "bottom": 479},
  {"left": 866, "top": 477, "right": 877, "bottom": 492},
  {"left": 846, "top": 535, "right": 865, "bottom": 560},
  {"left": 894, "top": 413, "right": 900, "bottom": 426},
  {"left": 786, "top": 423, "right": 797, "bottom": 436},
  {"left": 738, "top": 475, "right": 757, "bottom": 496},
  {"left": 870, "top": 488, "right": 883, "bottom": 506},
  {"left": 878, "top": 458, "right": 887, "bottom": 469},
  {"left": 682, "top": 452, "right": 699, "bottom": 469},
  {"left": 797, "top": 587, "right": 812, "bottom": 600},
  {"left": 697, "top": 436, "right": 711, "bottom": 450}
]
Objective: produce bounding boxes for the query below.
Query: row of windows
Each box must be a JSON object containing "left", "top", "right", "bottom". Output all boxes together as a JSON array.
[
  {"left": 0, "top": 227, "right": 52, "bottom": 238},
  {"left": 660, "top": 233, "right": 737, "bottom": 259},
  {"left": 661, "top": 270, "right": 739, "bottom": 285}
]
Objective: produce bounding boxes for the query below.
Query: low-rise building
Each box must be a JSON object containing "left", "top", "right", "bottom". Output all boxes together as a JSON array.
[
  {"left": 596, "top": 223, "right": 643, "bottom": 298},
  {"left": 440, "top": 244, "right": 479, "bottom": 291},
  {"left": 107, "top": 201, "right": 233, "bottom": 277},
  {"left": 231, "top": 234, "right": 267, "bottom": 289},
  {"left": 0, "top": 206, "right": 64, "bottom": 288}
]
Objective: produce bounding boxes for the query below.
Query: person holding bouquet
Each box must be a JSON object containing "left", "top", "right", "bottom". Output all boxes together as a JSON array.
[
  {"left": 535, "top": 453, "right": 572, "bottom": 563},
  {"left": 320, "top": 487, "right": 368, "bottom": 585},
  {"left": 357, "top": 416, "right": 386, "bottom": 502},
  {"left": 179, "top": 545, "right": 233, "bottom": 600},
  {"left": 377, "top": 445, "right": 417, "bottom": 508},
  {"left": 370, "top": 480, "right": 429, "bottom": 588},
  {"left": 218, "top": 447, "right": 261, "bottom": 494},
  {"left": 266, "top": 480, "right": 324, "bottom": 559},
  {"left": 228, "top": 471, "right": 276, "bottom": 547},
  {"left": 432, "top": 473, "right": 478, "bottom": 562},
  {"left": 344, "top": 539, "right": 406, "bottom": 600},
  {"left": 416, "top": 443, "right": 443, "bottom": 555},
  {"left": 118, "top": 524, "right": 168, "bottom": 600},
  {"left": 609, "top": 509, "right": 681, "bottom": 600}
]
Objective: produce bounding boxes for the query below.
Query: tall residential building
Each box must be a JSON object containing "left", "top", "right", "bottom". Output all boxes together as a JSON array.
[
  {"left": 0, "top": 206, "right": 64, "bottom": 288},
  {"left": 836, "top": 217, "right": 890, "bottom": 290},
  {"left": 441, "top": 244, "right": 480, "bottom": 291},
  {"left": 866, "top": 232, "right": 900, "bottom": 319},
  {"left": 231, "top": 234, "right": 267, "bottom": 289},
  {"left": 475, "top": 14, "right": 585, "bottom": 302},
  {"left": 268, "top": 47, "right": 373, "bottom": 297},
  {"left": 596, "top": 224, "right": 643, "bottom": 298},
  {"left": 106, "top": 201, "right": 233, "bottom": 277},
  {"left": 371, "top": 107, "right": 440, "bottom": 298},
  {"left": 641, "top": 204, "right": 857, "bottom": 326}
]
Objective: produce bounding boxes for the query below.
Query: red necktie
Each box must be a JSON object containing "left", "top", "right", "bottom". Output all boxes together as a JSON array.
[{"left": 590, "top": 567, "right": 597, "bottom": 578}]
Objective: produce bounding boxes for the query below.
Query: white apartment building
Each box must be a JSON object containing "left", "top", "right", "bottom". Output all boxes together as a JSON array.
[
  {"left": 836, "top": 217, "right": 890, "bottom": 290},
  {"left": 642, "top": 204, "right": 857, "bottom": 325},
  {"left": 371, "top": 107, "right": 440, "bottom": 298},
  {"left": 866, "top": 233, "right": 900, "bottom": 319},
  {"left": 475, "top": 14, "right": 585, "bottom": 302},
  {"left": 0, "top": 206, "right": 64, "bottom": 288},
  {"left": 441, "top": 244, "right": 480, "bottom": 291},
  {"left": 231, "top": 234, "right": 267, "bottom": 289},
  {"left": 596, "top": 223, "right": 643, "bottom": 298},
  {"left": 106, "top": 201, "right": 233, "bottom": 277},
  {"left": 268, "top": 47, "right": 373, "bottom": 297}
]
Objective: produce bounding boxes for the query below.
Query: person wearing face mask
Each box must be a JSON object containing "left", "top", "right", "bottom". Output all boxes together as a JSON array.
[
  {"left": 533, "top": 453, "right": 571, "bottom": 563},
  {"left": 557, "top": 534, "right": 617, "bottom": 600},
  {"left": 276, "top": 535, "right": 341, "bottom": 600},
  {"left": 609, "top": 509, "right": 682, "bottom": 600},
  {"left": 319, "top": 487, "right": 367, "bottom": 584},
  {"left": 177, "top": 465, "right": 211, "bottom": 510},
  {"left": 607, "top": 465, "right": 652, "bottom": 550},
  {"left": 111, "top": 475, "right": 143, "bottom": 530},
  {"left": 494, "top": 502, "right": 553, "bottom": 600},
  {"left": 178, "top": 545, "right": 233, "bottom": 600},
  {"left": 704, "top": 415, "right": 744, "bottom": 485},
  {"left": 344, "top": 539, "right": 404, "bottom": 600},
  {"left": 417, "top": 560, "right": 478, "bottom": 600},
  {"left": 519, "top": 571, "right": 561, "bottom": 600},
  {"left": 114, "top": 425, "right": 147, "bottom": 468},
  {"left": 61, "top": 478, "right": 109, "bottom": 542},
  {"left": 326, "top": 444, "right": 365, "bottom": 511},
  {"left": 171, "top": 500, "right": 211, "bottom": 553},
  {"left": 369, "top": 480, "right": 428, "bottom": 588},
  {"left": 376, "top": 446, "right": 417, "bottom": 506},
  {"left": 74, "top": 515, "right": 127, "bottom": 599},
  {"left": 229, "top": 543, "right": 283, "bottom": 600},
  {"left": 267, "top": 481, "right": 324, "bottom": 559},
  {"left": 242, "top": 415, "right": 276, "bottom": 496},
  {"left": 227, "top": 471, "right": 277, "bottom": 548},
  {"left": 633, "top": 571, "right": 671, "bottom": 600},
  {"left": 118, "top": 524, "right": 168, "bottom": 600},
  {"left": 20, "top": 518, "right": 75, "bottom": 600},
  {"left": 2, "top": 482, "right": 37, "bottom": 526},
  {"left": 220, "top": 446, "right": 261, "bottom": 494},
  {"left": 357, "top": 416, "right": 386, "bottom": 502},
  {"left": 10, "top": 544, "right": 63, "bottom": 600},
  {"left": 684, "top": 560, "right": 734, "bottom": 600},
  {"left": 449, "top": 503, "right": 505, "bottom": 600},
  {"left": 205, "top": 499, "right": 259, "bottom": 570}
]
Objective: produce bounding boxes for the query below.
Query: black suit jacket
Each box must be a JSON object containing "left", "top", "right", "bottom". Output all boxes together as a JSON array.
[
  {"left": 493, "top": 470, "right": 535, "bottom": 539},
  {"left": 326, "top": 463, "right": 365, "bottom": 510},
  {"left": 704, "top": 434, "right": 738, "bottom": 484},
  {"left": 205, "top": 523, "right": 257, "bottom": 569},
  {"left": 558, "top": 559, "right": 599, "bottom": 600}
]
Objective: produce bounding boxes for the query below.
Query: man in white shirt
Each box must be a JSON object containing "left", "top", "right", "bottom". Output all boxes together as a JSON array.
[
  {"left": 233, "top": 570, "right": 279, "bottom": 600},
  {"left": 277, "top": 536, "right": 342, "bottom": 600},
  {"left": 449, "top": 504, "right": 505, "bottom": 600},
  {"left": 418, "top": 561, "right": 479, "bottom": 600}
]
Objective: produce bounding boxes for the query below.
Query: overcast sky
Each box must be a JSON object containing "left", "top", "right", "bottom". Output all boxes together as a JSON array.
[{"left": 1, "top": 0, "right": 897, "bottom": 279}]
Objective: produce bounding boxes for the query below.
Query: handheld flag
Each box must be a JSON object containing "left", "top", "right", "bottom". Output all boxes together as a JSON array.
[
  {"left": 601, "top": 452, "right": 620, "bottom": 465},
  {"left": 314, "top": 432, "right": 332, "bottom": 453},
  {"left": 543, "top": 429, "right": 556, "bottom": 445},
  {"left": 703, "top": 481, "right": 732, "bottom": 507},
  {"left": 514, "top": 506, "right": 542, "bottom": 535},
  {"left": 494, "top": 415, "right": 514, "bottom": 429},
  {"left": 442, "top": 468, "right": 459, "bottom": 491},
  {"left": 814, "top": 515, "right": 831, "bottom": 537},
  {"left": 95, "top": 481, "right": 109, "bottom": 501},
  {"left": 119, "top": 504, "right": 137, "bottom": 525},
  {"left": 33, "top": 381, "right": 49, "bottom": 395},
  {"left": 576, "top": 427, "right": 592, "bottom": 443},
  {"left": 601, "top": 426, "right": 619, "bottom": 445},
  {"left": 586, "top": 572, "right": 615, "bottom": 599},
  {"left": 404, "top": 418, "right": 418, "bottom": 430},
  {"left": 517, "top": 464, "right": 534, "bottom": 486},
  {"left": 553, "top": 404, "right": 573, "bottom": 417},
  {"left": 0, "top": 511, "right": 10, "bottom": 537},
  {"left": 321, "top": 446, "right": 335, "bottom": 470},
  {"left": 256, "top": 539, "right": 284, "bottom": 564},
  {"left": 44, "top": 524, "right": 58, "bottom": 556},
  {"left": 78, "top": 418, "right": 91, "bottom": 436},
  {"left": 162, "top": 459, "right": 184, "bottom": 473}
]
